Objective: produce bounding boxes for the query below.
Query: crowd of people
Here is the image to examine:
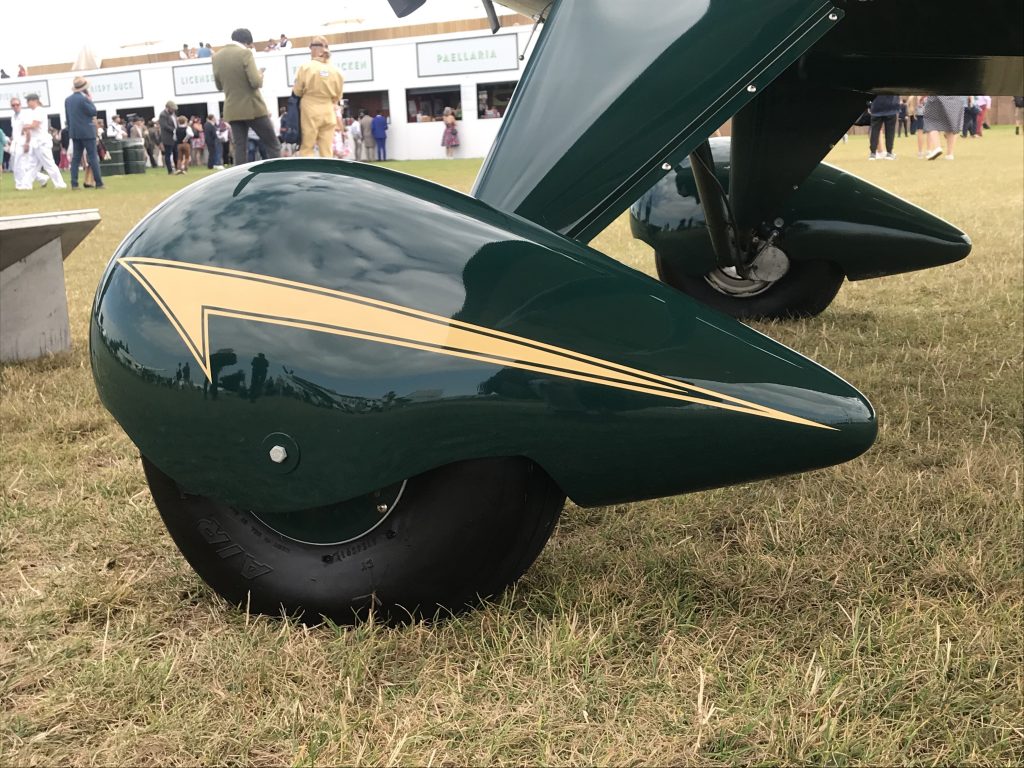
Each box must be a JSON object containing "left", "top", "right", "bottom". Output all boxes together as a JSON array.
[
  {"left": 2, "top": 26, "right": 480, "bottom": 189},
  {"left": 863, "top": 94, "right": 1021, "bottom": 161},
  {"left": 2, "top": 29, "right": 403, "bottom": 191},
  {"left": 177, "top": 35, "right": 289, "bottom": 60}
]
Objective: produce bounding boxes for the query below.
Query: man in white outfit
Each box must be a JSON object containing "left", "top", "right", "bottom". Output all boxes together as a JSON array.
[
  {"left": 17, "top": 93, "right": 67, "bottom": 189},
  {"left": 107, "top": 115, "right": 127, "bottom": 140},
  {"left": 350, "top": 116, "right": 362, "bottom": 161},
  {"left": 9, "top": 96, "right": 50, "bottom": 190}
]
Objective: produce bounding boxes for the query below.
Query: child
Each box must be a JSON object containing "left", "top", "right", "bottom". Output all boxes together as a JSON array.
[{"left": 175, "top": 115, "right": 193, "bottom": 173}]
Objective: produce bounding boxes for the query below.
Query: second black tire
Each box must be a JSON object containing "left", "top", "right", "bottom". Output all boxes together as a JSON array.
[{"left": 655, "top": 253, "right": 845, "bottom": 320}]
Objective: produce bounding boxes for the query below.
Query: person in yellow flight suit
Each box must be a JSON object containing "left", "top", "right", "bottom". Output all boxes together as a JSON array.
[{"left": 292, "top": 36, "right": 344, "bottom": 158}]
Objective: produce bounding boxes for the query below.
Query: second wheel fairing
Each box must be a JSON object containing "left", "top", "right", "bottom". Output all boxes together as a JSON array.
[{"left": 630, "top": 138, "right": 972, "bottom": 282}]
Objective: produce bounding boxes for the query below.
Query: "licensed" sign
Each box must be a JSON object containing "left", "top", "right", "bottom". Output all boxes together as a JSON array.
[{"left": 173, "top": 63, "right": 220, "bottom": 96}]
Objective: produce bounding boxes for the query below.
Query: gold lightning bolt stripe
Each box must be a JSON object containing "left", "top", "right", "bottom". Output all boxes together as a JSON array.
[{"left": 118, "top": 257, "right": 833, "bottom": 429}]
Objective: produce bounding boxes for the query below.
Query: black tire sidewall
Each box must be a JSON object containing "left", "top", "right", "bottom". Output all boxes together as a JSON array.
[{"left": 144, "top": 456, "right": 564, "bottom": 623}]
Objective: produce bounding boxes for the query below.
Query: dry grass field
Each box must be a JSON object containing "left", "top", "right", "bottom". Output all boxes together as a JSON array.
[{"left": 1, "top": 130, "right": 1022, "bottom": 766}]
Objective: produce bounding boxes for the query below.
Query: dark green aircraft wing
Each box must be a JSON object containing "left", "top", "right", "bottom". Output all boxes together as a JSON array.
[{"left": 471, "top": 0, "right": 843, "bottom": 242}]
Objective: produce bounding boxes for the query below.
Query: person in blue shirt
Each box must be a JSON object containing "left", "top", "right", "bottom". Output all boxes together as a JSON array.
[
  {"left": 64, "top": 76, "right": 104, "bottom": 189},
  {"left": 371, "top": 111, "right": 388, "bottom": 161}
]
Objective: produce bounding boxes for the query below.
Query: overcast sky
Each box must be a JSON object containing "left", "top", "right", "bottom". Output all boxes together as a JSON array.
[{"left": 1, "top": 1, "right": 516, "bottom": 76}]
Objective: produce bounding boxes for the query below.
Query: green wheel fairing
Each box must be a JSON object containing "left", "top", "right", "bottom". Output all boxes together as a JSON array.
[
  {"left": 630, "top": 137, "right": 972, "bottom": 284},
  {"left": 91, "top": 159, "right": 875, "bottom": 515}
]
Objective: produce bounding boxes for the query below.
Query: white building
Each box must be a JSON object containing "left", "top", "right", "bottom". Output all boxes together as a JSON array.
[{"left": 0, "top": 19, "right": 537, "bottom": 161}]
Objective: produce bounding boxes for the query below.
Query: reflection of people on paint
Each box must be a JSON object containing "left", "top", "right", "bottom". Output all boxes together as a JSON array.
[
  {"left": 204, "top": 348, "right": 237, "bottom": 400},
  {"left": 182, "top": 362, "right": 191, "bottom": 386},
  {"left": 250, "top": 353, "right": 269, "bottom": 400}
]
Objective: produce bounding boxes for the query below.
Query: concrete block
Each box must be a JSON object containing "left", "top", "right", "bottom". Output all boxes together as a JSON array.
[
  {"left": 0, "top": 209, "right": 100, "bottom": 363},
  {"left": 1, "top": 238, "right": 71, "bottom": 361}
]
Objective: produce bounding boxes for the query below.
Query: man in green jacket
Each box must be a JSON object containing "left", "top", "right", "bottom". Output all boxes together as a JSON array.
[{"left": 212, "top": 28, "right": 281, "bottom": 165}]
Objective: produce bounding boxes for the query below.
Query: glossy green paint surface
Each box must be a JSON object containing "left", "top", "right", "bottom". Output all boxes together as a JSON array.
[
  {"left": 631, "top": 138, "right": 971, "bottom": 281},
  {"left": 92, "top": 160, "right": 875, "bottom": 512},
  {"left": 472, "top": 0, "right": 842, "bottom": 241}
]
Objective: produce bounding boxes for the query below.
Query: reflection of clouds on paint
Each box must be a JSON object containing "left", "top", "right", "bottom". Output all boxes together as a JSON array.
[
  {"left": 332, "top": 225, "right": 409, "bottom": 271},
  {"left": 639, "top": 172, "right": 694, "bottom": 232},
  {"left": 632, "top": 137, "right": 734, "bottom": 232},
  {"left": 127, "top": 165, "right": 524, "bottom": 319},
  {"left": 369, "top": 267, "right": 467, "bottom": 314}
]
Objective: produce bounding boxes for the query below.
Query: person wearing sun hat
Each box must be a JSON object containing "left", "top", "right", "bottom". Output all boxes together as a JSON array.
[{"left": 65, "top": 76, "right": 103, "bottom": 189}]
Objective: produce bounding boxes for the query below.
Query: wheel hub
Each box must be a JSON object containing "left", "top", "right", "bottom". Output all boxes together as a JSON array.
[
  {"left": 252, "top": 480, "right": 406, "bottom": 545},
  {"left": 704, "top": 245, "right": 790, "bottom": 298},
  {"left": 746, "top": 245, "right": 790, "bottom": 282}
]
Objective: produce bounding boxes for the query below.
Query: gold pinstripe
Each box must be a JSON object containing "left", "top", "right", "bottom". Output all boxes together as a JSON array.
[{"left": 118, "top": 257, "right": 834, "bottom": 429}]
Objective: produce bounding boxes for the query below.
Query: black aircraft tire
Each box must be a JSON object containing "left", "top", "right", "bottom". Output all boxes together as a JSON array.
[
  {"left": 143, "top": 455, "right": 565, "bottom": 624},
  {"left": 655, "top": 254, "right": 845, "bottom": 320}
]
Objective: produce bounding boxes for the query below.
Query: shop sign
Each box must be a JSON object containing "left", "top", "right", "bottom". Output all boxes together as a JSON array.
[
  {"left": 0, "top": 80, "right": 50, "bottom": 110},
  {"left": 287, "top": 48, "right": 374, "bottom": 86},
  {"left": 83, "top": 71, "right": 144, "bottom": 102},
  {"left": 174, "top": 63, "right": 219, "bottom": 96},
  {"left": 417, "top": 34, "right": 518, "bottom": 77}
]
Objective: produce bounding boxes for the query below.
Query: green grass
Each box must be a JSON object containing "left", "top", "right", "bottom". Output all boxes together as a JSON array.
[{"left": 1, "top": 130, "right": 1022, "bottom": 766}]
